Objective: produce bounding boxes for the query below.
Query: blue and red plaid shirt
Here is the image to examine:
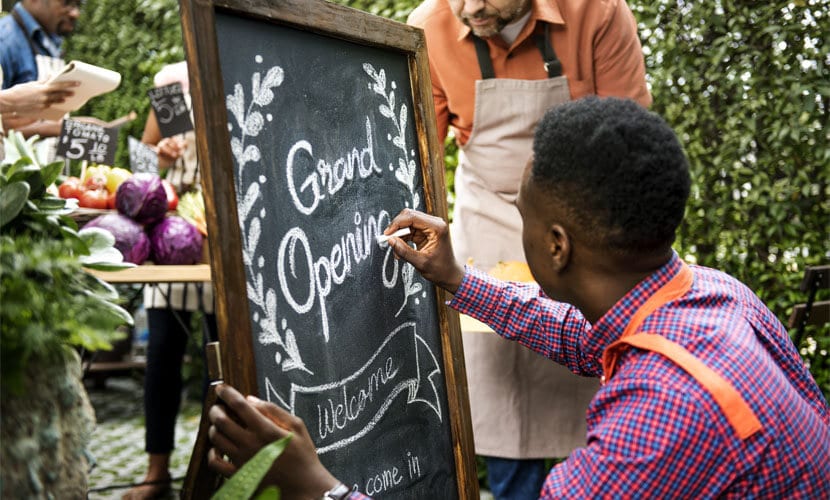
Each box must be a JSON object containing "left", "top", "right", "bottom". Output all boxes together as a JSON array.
[
  {"left": 343, "top": 254, "right": 828, "bottom": 498},
  {"left": 445, "top": 252, "right": 829, "bottom": 498}
]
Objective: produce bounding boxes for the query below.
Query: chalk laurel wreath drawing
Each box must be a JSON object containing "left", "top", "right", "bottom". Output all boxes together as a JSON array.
[
  {"left": 227, "top": 63, "right": 311, "bottom": 375},
  {"left": 225, "top": 60, "right": 428, "bottom": 374},
  {"left": 363, "top": 62, "right": 424, "bottom": 316}
]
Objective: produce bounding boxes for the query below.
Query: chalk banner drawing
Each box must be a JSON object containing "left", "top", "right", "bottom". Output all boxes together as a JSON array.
[{"left": 216, "top": 13, "right": 457, "bottom": 497}]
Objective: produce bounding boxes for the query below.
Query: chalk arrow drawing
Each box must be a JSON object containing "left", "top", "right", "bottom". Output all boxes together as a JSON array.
[{"left": 277, "top": 322, "right": 442, "bottom": 455}]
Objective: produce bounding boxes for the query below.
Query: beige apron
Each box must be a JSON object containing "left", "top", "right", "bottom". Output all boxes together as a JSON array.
[{"left": 452, "top": 39, "right": 599, "bottom": 458}]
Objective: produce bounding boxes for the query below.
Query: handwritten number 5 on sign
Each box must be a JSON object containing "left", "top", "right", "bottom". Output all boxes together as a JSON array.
[
  {"left": 147, "top": 82, "right": 194, "bottom": 138},
  {"left": 56, "top": 119, "right": 118, "bottom": 166}
]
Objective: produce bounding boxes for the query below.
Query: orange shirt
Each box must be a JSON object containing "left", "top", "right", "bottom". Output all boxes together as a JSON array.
[{"left": 408, "top": 0, "right": 652, "bottom": 145}]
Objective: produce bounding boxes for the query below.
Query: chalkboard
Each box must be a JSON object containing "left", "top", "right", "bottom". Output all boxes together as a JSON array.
[
  {"left": 56, "top": 119, "right": 118, "bottom": 165},
  {"left": 147, "top": 82, "right": 194, "bottom": 137},
  {"left": 127, "top": 136, "right": 159, "bottom": 174},
  {"left": 178, "top": 1, "right": 476, "bottom": 499}
]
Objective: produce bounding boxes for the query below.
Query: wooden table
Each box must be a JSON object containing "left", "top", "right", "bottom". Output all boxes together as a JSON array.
[
  {"left": 82, "top": 264, "right": 212, "bottom": 382},
  {"left": 85, "top": 264, "right": 212, "bottom": 283}
]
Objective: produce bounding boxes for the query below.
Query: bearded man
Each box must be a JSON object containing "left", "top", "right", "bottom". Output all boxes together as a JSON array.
[{"left": 405, "top": 1, "right": 651, "bottom": 496}]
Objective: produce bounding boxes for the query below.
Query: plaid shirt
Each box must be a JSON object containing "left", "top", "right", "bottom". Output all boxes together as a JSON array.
[{"left": 447, "top": 253, "right": 829, "bottom": 498}]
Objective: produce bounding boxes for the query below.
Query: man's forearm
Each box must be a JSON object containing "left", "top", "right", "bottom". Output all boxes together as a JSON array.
[{"left": 12, "top": 119, "right": 63, "bottom": 138}]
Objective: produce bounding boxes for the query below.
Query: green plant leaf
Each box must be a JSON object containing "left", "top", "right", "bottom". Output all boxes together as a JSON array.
[
  {"left": 34, "top": 196, "right": 77, "bottom": 216},
  {"left": 81, "top": 271, "right": 121, "bottom": 300},
  {"left": 11, "top": 132, "right": 37, "bottom": 167},
  {"left": 212, "top": 434, "right": 292, "bottom": 500},
  {"left": 40, "top": 161, "right": 65, "bottom": 188},
  {"left": 81, "top": 260, "right": 136, "bottom": 271},
  {"left": 3, "top": 157, "right": 31, "bottom": 179},
  {"left": 254, "top": 487, "right": 280, "bottom": 500},
  {"left": 7, "top": 164, "right": 40, "bottom": 184},
  {"left": 79, "top": 226, "right": 117, "bottom": 252},
  {"left": 0, "top": 181, "right": 31, "bottom": 228},
  {"left": 80, "top": 247, "right": 129, "bottom": 267},
  {"left": 81, "top": 291, "right": 134, "bottom": 326}
]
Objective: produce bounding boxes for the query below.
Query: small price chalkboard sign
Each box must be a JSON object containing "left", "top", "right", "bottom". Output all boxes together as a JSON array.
[
  {"left": 56, "top": 119, "right": 118, "bottom": 165},
  {"left": 128, "top": 136, "right": 159, "bottom": 174},
  {"left": 147, "top": 82, "right": 193, "bottom": 137}
]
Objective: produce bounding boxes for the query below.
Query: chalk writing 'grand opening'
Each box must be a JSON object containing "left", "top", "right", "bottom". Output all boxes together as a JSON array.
[
  {"left": 287, "top": 117, "right": 380, "bottom": 216},
  {"left": 277, "top": 210, "right": 395, "bottom": 341}
]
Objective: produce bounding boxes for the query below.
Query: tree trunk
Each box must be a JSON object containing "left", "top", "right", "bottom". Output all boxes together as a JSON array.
[{"left": 0, "top": 349, "right": 96, "bottom": 499}]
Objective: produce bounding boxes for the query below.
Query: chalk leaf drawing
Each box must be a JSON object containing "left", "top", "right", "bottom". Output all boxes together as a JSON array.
[
  {"left": 227, "top": 61, "right": 311, "bottom": 375},
  {"left": 364, "top": 63, "right": 424, "bottom": 316},
  {"left": 363, "top": 63, "right": 419, "bottom": 210}
]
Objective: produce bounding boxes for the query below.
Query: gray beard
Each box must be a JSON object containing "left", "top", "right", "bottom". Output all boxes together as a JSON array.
[{"left": 466, "top": 2, "right": 529, "bottom": 38}]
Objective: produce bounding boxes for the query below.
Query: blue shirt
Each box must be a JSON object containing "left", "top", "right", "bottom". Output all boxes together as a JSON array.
[{"left": 0, "top": 4, "right": 64, "bottom": 89}]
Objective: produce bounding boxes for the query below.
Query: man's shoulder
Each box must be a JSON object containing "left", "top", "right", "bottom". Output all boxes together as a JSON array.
[
  {"left": 0, "top": 12, "right": 19, "bottom": 34},
  {"left": 407, "top": 0, "right": 452, "bottom": 29},
  {"left": 548, "top": 0, "right": 624, "bottom": 27},
  {"left": 0, "top": 15, "right": 27, "bottom": 59}
]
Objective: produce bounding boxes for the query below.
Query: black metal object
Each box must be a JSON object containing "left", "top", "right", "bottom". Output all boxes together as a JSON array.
[{"left": 790, "top": 265, "right": 830, "bottom": 349}]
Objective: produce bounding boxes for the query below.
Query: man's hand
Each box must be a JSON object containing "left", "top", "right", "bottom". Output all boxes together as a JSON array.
[
  {"left": 154, "top": 136, "right": 186, "bottom": 169},
  {"left": 208, "top": 384, "right": 341, "bottom": 500},
  {"left": 0, "top": 80, "right": 78, "bottom": 117},
  {"left": 384, "top": 208, "right": 466, "bottom": 293}
]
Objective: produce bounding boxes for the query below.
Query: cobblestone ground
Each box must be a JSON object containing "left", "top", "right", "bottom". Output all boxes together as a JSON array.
[
  {"left": 83, "top": 375, "right": 494, "bottom": 500},
  {"left": 85, "top": 375, "right": 201, "bottom": 499}
]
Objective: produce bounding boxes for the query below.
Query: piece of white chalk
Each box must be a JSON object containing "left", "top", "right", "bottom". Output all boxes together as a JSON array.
[{"left": 376, "top": 227, "right": 411, "bottom": 244}]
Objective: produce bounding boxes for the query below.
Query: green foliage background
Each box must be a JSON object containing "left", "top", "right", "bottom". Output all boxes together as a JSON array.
[
  {"left": 60, "top": 0, "right": 827, "bottom": 390},
  {"left": 64, "top": 0, "right": 186, "bottom": 168},
  {"left": 631, "top": 1, "right": 829, "bottom": 394}
]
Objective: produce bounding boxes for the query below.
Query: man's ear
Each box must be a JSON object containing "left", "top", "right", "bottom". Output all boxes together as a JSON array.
[{"left": 548, "top": 223, "right": 570, "bottom": 272}]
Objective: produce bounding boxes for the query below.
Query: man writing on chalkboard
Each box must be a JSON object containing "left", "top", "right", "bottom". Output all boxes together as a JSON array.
[
  {"left": 405, "top": 1, "right": 650, "bottom": 495},
  {"left": 205, "top": 97, "right": 829, "bottom": 498}
]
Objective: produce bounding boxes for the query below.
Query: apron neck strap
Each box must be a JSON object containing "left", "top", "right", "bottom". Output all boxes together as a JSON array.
[
  {"left": 472, "top": 35, "right": 496, "bottom": 80},
  {"left": 534, "top": 23, "right": 561, "bottom": 77},
  {"left": 11, "top": 9, "right": 40, "bottom": 59},
  {"left": 472, "top": 22, "right": 562, "bottom": 80},
  {"left": 602, "top": 262, "right": 693, "bottom": 382},
  {"left": 606, "top": 333, "right": 762, "bottom": 440},
  {"left": 600, "top": 262, "right": 762, "bottom": 440}
]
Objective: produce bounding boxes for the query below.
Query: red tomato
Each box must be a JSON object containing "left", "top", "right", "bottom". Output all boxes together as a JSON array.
[
  {"left": 58, "top": 177, "right": 85, "bottom": 199},
  {"left": 162, "top": 179, "right": 179, "bottom": 211},
  {"left": 106, "top": 190, "right": 117, "bottom": 209},
  {"left": 84, "top": 173, "right": 108, "bottom": 191},
  {"left": 79, "top": 189, "right": 109, "bottom": 209}
]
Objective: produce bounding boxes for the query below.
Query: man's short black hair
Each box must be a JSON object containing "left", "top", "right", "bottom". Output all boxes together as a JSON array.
[{"left": 531, "top": 96, "right": 691, "bottom": 255}]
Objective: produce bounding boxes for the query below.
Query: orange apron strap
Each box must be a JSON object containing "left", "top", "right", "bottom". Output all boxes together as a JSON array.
[
  {"left": 608, "top": 333, "right": 762, "bottom": 440},
  {"left": 602, "top": 263, "right": 694, "bottom": 379}
]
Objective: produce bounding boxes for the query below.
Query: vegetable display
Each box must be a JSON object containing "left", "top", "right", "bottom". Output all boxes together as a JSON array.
[
  {"left": 56, "top": 165, "right": 134, "bottom": 209},
  {"left": 148, "top": 215, "right": 204, "bottom": 265},
  {"left": 161, "top": 179, "right": 179, "bottom": 211},
  {"left": 115, "top": 172, "right": 169, "bottom": 225},
  {"left": 57, "top": 169, "right": 206, "bottom": 266},
  {"left": 83, "top": 213, "right": 151, "bottom": 264}
]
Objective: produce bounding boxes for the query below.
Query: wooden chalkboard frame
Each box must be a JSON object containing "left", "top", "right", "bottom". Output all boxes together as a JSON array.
[{"left": 178, "top": 0, "right": 477, "bottom": 498}]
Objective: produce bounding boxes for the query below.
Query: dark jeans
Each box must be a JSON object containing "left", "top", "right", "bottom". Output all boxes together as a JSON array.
[
  {"left": 485, "top": 456, "right": 547, "bottom": 500},
  {"left": 144, "top": 307, "right": 217, "bottom": 453}
]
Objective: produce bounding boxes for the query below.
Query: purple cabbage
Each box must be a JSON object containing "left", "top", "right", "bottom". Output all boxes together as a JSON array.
[
  {"left": 116, "top": 172, "right": 168, "bottom": 225},
  {"left": 148, "top": 216, "right": 204, "bottom": 265},
  {"left": 84, "top": 213, "right": 151, "bottom": 264}
]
